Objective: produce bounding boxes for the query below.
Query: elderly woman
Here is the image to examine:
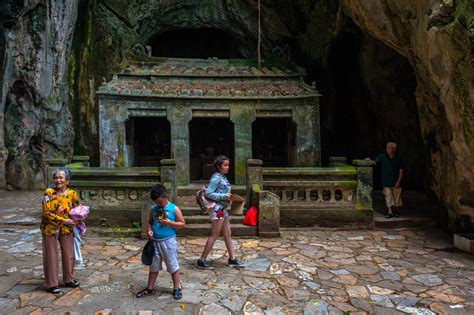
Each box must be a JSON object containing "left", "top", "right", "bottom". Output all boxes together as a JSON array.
[{"left": 41, "top": 167, "right": 80, "bottom": 294}]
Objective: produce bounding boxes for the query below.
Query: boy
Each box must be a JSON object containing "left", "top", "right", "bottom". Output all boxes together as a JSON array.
[{"left": 136, "top": 184, "right": 185, "bottom": 300}]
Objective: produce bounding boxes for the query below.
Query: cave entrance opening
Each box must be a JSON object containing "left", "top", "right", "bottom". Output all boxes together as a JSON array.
[
  {"left": 323, "top": 30, "right": 424, "bottom": 191},
  {"left": 146, "top": 28, "right": 243, "bottom": 59}
]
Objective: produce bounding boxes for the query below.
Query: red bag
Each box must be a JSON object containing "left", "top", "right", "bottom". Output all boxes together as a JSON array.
[{"left": 243, "top": 206, "right": 258, "bottom": 227}]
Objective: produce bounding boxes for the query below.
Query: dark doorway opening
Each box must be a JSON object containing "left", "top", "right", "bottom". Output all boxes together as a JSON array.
[
  {"left": 322, "top": 28, "right": 423, "bottom": 190},
  {"left": 252, "top": 118, "right": 297, "bottom": 167},
  {"left": 189, "top": 118, "right": 234, "bottom": 182},
  {"left": 146, "top": 28, "right": 243, "bottom": 59},
  {"left": 126, "top": 117, "right": 171, "bottom": 166}
]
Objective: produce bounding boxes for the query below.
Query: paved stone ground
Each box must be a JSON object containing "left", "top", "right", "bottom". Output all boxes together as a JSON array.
[{"left": 1, "top": 191, "right": 473, "bottom": 314}]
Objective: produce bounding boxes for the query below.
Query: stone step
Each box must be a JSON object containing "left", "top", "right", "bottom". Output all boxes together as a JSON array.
[
  {"left": 177, "top": 223, "right": 257, "bottom": 236},
  {"left": 185, "top": 215, "right": 245, "bottom": 224},
  {"left": 373, "top": 212, "right": 437, "bottom": 229}
]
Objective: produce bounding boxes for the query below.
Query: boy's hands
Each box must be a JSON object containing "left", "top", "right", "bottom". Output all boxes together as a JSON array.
[
  {"left": 148, "top": 230, "right": 153, "bottom": 238},
  {"left": 160, "top": 219, "right": 172, "bottom": 226}
]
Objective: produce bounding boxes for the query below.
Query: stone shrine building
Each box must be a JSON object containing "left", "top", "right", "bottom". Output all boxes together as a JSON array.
[{"left": 98, "top": 57, "right": 320, "bottom": 185}]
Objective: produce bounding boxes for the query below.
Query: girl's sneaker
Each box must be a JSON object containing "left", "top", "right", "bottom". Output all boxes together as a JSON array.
[
  {"left": 196, "top": 259, "right": 214, "bottom": 270},
  {"left": 228, "top": 258, "right": 245, "bottom": 268}
]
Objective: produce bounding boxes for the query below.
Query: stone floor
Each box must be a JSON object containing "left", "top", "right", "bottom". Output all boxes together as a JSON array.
[{"left": 1, "top": 191, "right": 473, "bottom": 314}]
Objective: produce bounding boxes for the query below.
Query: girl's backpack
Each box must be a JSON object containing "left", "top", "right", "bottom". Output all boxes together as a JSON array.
[{"left": 196, "top": 187, "right": 216, "bottom": 214}]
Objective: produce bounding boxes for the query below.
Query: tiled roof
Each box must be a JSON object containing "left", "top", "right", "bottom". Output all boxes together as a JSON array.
[
  {"left": 98, "top": 58, "right": 320, "bottom": 99},
  {"left": 120, "top": 58, "right": 301, "bottom": 77}
]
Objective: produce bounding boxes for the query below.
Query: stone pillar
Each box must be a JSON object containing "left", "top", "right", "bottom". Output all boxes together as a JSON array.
[
  {"left": 168, "top": 105, "right": 192, "bottom": 185},
  {"left": 246, "top": 159, "right": 263, "bottom": 207},
  {"left": 293, "top": 102, "right": 320, "bottom": 166},
  {"left": 230, "top": 106, "right": 256, "bottom": 185},
  {"left": 353, "top": 159, "right": 374, "bottom": 210},
  {"left": 257, "top": 190, "right": 280, "bottom": 237},
  {"left": 160, "top": 159, "right": 177, "bottom": 203},
  {"left": 99, "top": 100, "right": 128, "bottom": 167}
]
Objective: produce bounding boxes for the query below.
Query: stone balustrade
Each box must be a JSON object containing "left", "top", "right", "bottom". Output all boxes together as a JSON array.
[{"left": 246, "top": 159, "right": 373, "bottom": 229}]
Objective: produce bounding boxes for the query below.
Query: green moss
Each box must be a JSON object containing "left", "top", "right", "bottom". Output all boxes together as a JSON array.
[{"left": 252, "top": 184, "right": 261, "bottom": 193}]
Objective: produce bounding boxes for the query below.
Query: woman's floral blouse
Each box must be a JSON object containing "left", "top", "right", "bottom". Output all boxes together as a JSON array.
[{"left": 40, "top": 188, "right": 79, "bottom": 236}]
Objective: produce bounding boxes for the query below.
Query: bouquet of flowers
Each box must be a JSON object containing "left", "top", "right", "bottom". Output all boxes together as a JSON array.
[{"left": 69, "top": 205, "right": 90, "bottom": 236}]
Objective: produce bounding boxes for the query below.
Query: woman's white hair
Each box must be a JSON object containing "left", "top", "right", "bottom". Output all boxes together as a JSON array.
[{"left": 386, "top": 142, "right": 397, "bottom": 149}]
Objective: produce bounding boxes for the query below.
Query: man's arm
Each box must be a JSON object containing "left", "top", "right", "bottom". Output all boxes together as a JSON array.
[{"left": 395, "top": 169, "right": 403, "bottom": 188}]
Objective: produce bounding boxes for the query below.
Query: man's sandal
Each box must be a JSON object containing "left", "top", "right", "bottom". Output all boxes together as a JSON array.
[
  {"left": 49, "top": 286, "right": 61, "bottom": 295},
  {"left": 385, "top": 213, "right": 394, "bottom": 218},
  {"left": 136, "top": 288, "right": 153, "bottom": 298}
]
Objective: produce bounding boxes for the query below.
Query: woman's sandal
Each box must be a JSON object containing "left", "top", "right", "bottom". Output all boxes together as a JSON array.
[
  {"left": 64, "top": 279, "right": 80, "bottom": 288},
  {"left": 49, "top": 286, "right": 61, "bottom": 295},
  {"left": 136, "top": 288, "right": 153, "bottom": 298},
  {"left": 173, "top": 288, "right": 183, "bottom": 300}
]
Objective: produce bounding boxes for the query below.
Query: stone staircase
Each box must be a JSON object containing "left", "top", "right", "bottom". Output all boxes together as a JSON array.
[
  {"left": 176, "top": 184, "right": 257, "bottom": 237},
  {"left": 372, "top": 190, "right": 441, "bottom": 228}
]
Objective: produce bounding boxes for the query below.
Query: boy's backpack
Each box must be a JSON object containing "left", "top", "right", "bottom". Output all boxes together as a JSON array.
[{"left": 196, "top": 186, "right": 216, "bottom": 214}]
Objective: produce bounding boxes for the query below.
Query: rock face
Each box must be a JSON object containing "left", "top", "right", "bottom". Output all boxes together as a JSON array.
[
  {"left": 0, "top": 0, "right": 78, "bottom": 189},
  {"left": 339, "top": 0, "right": 473, "bottom": 230}
]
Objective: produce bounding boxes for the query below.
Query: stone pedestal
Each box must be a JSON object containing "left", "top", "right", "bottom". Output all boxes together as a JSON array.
[
  {"left": 257, "top": 190, "right": 280, "bottom": 237},
  {"left": 454, "top": 234, "right": 474, "bottom": 253}
]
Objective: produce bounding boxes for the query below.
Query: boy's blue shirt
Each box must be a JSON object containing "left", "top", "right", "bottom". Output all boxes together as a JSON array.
[{"left": 151, "top": 202, "right": 176, "bottom": 240}]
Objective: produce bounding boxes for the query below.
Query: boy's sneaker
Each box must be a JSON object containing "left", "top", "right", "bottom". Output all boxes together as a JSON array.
[
  {"left": 173, "top": 288, "right": 182, "bottom": 300},
  {"left": 228, "top": 258, "right": 245, "bottom": 268},
  {"left": 196, "top": 259, "right": 214, "bottom": 270}
]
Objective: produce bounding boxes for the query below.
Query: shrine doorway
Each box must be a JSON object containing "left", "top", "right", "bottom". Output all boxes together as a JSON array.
[
  {"left": 125, "top": 117, "right": 171, "bottom": 167},
  {"left": 189, "top": 118, "right": 234, "bottom": 182},
  {"left": 252, "top": 118, "right": 297, "bottom": 167}
]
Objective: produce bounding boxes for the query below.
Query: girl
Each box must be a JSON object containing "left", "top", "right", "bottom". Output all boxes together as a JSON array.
[{"left": 196, "top": 155, "right": 245, "bottom": 269}]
